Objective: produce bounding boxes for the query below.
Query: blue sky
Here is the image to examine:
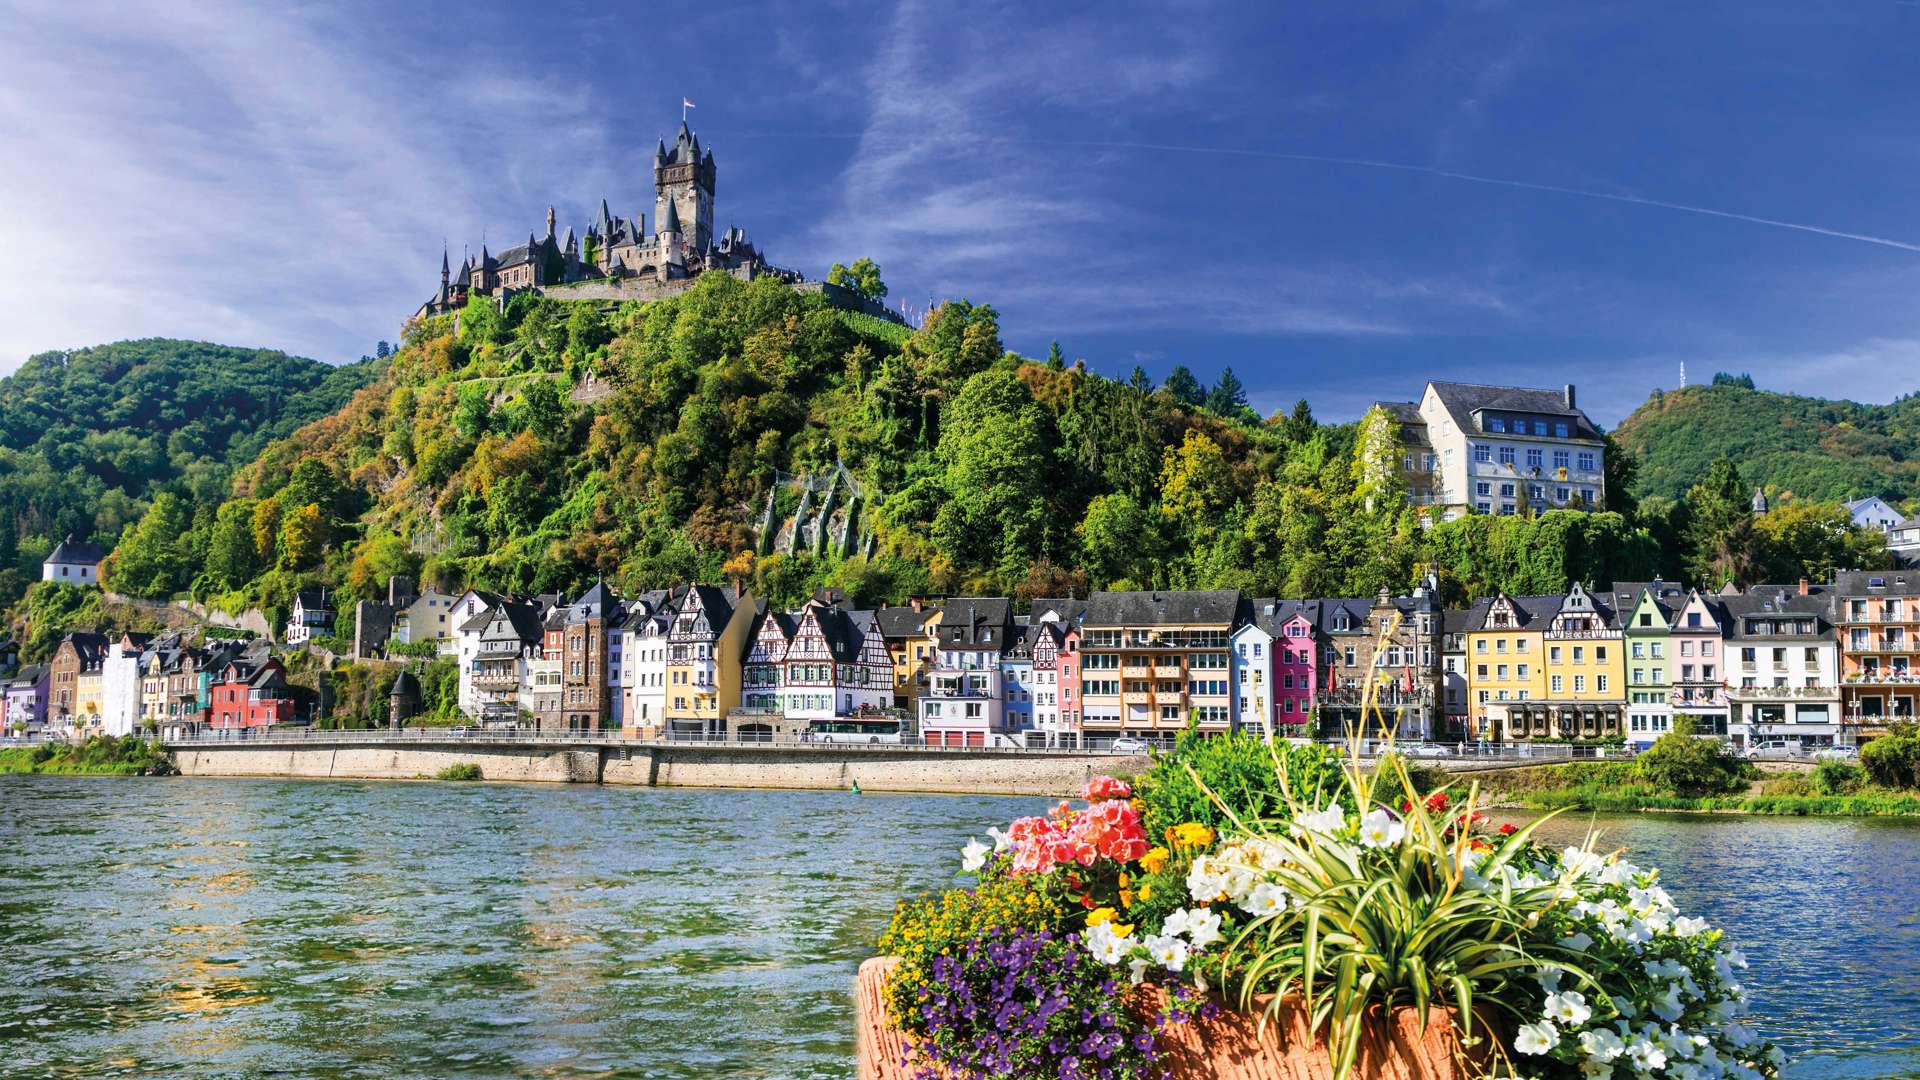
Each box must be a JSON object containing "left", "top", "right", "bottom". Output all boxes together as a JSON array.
[{"left": 5, "top": 1, "right": 1920, "bottom": 425}]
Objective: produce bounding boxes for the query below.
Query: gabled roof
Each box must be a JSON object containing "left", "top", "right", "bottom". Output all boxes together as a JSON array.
[
  {"left": 568, "top": 580, "right": 618, "bottom": 623},
  {"left": 1832, "top": 569, "right": 1920, "bottom": 596},
  {"left": 45, "top": 535, "right": 105, "bottom": 565},
  {"left": 1028, "top": 597, "right": 1089, "bottom": 625},
  {"left": 6, "top": 663, "right": 48, "bottom": 688},
  {"left": 1605, "top": 580, "right": 1686, "bottom": 625},
  {"left": 680, "top": 585, "right": 739, "bottom": 634},
  {"left": 874, "top": 604, "right": 937, "bottom": 639},
  {"left": 59, "top": 631, "right": 109, "bottom": 665},
  {"left": 1426, "top": 381, "right": 1601, "bottom": 440},
  {"left": 1462, "top": 594, "right": 1565, "bottom": 632},
  {"left": 1721, "top": 587, "right": 1835, "bottom": 638},
  {"left": 294, "top": 589, "right": 333, "bottom": 611},
  {"left": 1082, "top": 590, "right": 1242, "bottom": 628},
  {"left": 937, "top": 597, "right": 1013, "bottom": 649},
  {"left": 1316, "top": 598, "right": 1374, "bottom": 635},
  {"left": 1242, "top": 598, "right": 1318, "bottom": 638}
]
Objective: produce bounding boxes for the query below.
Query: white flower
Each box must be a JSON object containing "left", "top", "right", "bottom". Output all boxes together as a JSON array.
[
  {"left": 1084, "top": 922, "right": 1129, "bottom": 965},
  {"left": 1628, "top": 1036, "right": 1669, "bottom": 1071},
  {"left": 960, "top": 838, "right": 990, "bottom": 873},
  {"left": 1562, "top": 846, "right": 1605, "bottom": 879},
  {"left": 1145, "top": 933, "right": 1189, "bottom": 972},
  {"left": 1127, "top": 956, "right": 1152, "bottom": 985},
  {"left": 987, "top": 825, "right": 1014, "bottom": 851},
  {"left": 1535, "top": 967, "right": 1563, "bottom": 994},
  {"left": 1651, "top": 983, "right": 1685, "bottom": 1022},
  {"left": 1294, "top": 805, "right": 1347, "bottom": 836},
  {"left": 1578, "top": 1026, "right": 1626, "bottom": 1063},
  {"left": 1245, "top": 881, "right": 1290, "bottom": 916},
  {"left": 1182, "top": 906, "right": 1224, "bottom": 950},
  {"left": 1725, "top": 946, "right": 1749, "bottom": 969},
  {"left": 1161, "top": 908, "right": 1193, "bottom": 938},
  {"left": 1186, "top": 855, "right": 1226, "bottom": 902},
  {"left": 1674, "top": 915, "right": 1710, "bottom": 937},
  {"left": 1546, "top": 990, "right": 1592, "bottom": 1027},
  {"left": 1559, "top": 931, "right": 1594, "bottom": 952},
  {"left": 1599, "top": 860, "right": 1641, "bottom": 887},
  {"left": 1611, "top": 995, "right": 1637, "bottom": 1019},
  {"left": 1514, "top": 1020, "right": 1560, "bottom": 1055},
  {"left": 1356, "top": 808, "right": 1405, "bottom": 849},
  {"left": 1579, "top": 1061, "right": 1612, "bottom": 1080}
]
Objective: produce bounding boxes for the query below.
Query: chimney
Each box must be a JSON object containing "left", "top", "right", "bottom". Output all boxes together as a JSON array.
[
  {"left": 909, "top": 597, "right": 923, "bottom": 613},
  {"left": 1564, "top": 384, "right": 1576, "bottom": 409},
  {"left": 1799, "top": 578, "right": 1809, "bottom": 596},
  {"left": 733, "top": 581, "right": 743, "bottom": 600}
]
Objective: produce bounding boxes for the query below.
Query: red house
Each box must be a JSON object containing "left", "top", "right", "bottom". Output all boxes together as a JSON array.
[{"left": 209, "top": 655, "right": 295, "bottom": 729}]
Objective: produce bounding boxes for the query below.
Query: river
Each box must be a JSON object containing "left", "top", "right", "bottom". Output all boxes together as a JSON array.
[{"left": 0, "top": 776, "right": 1914, "bottom": 1079}]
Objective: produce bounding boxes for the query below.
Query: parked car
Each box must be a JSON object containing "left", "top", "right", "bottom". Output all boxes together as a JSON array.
[
  {"left": 1405, "top": 743, "right": 1455, "bottom": 758},
  {"left": 1109, "top": 737, "right": 1152, "bottom": 754},
  {"left": 1813, "top": 745, "right": 1858, "bottom": 761},
  {"left": 1744, "top": 740, "right": 1796, "bottom": 758}
]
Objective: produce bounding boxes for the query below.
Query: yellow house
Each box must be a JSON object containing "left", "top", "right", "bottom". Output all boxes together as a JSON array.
[
  {"left": 1524, "top": 583, "right": 1627, "bottom": 741},
  {"left": 664, "top": 585, "right": 758, "bottom": 738},
  {"left": 875, "top": 602, "right": 942, "bottom": 712},
  {"left": 74, "top": 670, "right": 104, "bottom": 731},
  {"left": 1465, "top": 593, "right": 1551, "bottom": 740}
]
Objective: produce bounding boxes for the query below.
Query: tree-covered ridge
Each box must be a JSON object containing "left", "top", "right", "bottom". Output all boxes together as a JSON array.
[
  {"left": 1614, "top": 382, "right": 1920, "bottom": 504},
  {"left": 0, "top": 339, "right": 376, "bottom": 606},
  {"left": 91, "top": 273, "right": 1713, "bottom": 631}
]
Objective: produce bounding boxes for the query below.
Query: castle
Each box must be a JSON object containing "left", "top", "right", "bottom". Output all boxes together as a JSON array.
[{"left": 414, "top": 122, "right": 800, "bottom": 322}]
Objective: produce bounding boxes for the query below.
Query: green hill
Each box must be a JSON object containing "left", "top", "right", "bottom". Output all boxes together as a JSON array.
[
  {"left": 0, "top": 339, "right": 377, "bottom": 600},
  {"left": 1614, "top": 381, "right": 1920, "bottom": 505}
]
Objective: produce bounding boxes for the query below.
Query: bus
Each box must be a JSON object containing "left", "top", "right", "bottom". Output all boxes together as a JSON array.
[{"left": 809, "top": 718, "right": 905, "bottom": 744}]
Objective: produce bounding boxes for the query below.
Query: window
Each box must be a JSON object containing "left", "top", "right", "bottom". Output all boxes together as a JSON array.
[
  {"left": 1474, "top": 444, "right": 1492, "bottom": 464},
  {"left": 1526, "top": 448, "right": 1543, "bottom": 469},
  {"left": 1574, "top": 675, "right": 1586, "bottom": 693},
  {"left": 1578, "top": 452, "right": 1596, "bottom": 471},
  {"left": 1597, "top": 675, "right": 1609, "bottom": 693},
  {"left": 1500, "top": 483, "right": 1515, "bottom": 498},
  {"left": 1477, "top": 481, "right": 1491, "bottom": 496},
  {"left": 1553, "top": 450, "right": 1570, "bottom": 470},
  {"left": 1551, "top": 675, "right": 1563, "bottom": 693},
  {"left": 1499, "top": 445, "right": 1516, "bottom": 466},
  {"left": 1476, "top": 502, "right": 1491, "bottom": 514},
  {"left": 1555, "top": 422, "right": 1569, "bottom": 437},
  {"left": 1556, "top": 487, "right": 1570, "bottom": 501},
  {"left": 1489, "top": 418, "right": 1506, "bottom": 432},
  {"left": 1581, "top": 488, "right": 1596, "bottom": 503},
  {"left": 1550, "top": 646, "right": 1562, "bottom": 663},
  {"left": 1530, "top": 484, "right": 1545, "bottom": 501}
]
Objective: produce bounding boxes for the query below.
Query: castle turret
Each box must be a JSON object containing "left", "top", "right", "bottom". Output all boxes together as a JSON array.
[
  {"left": 545, "top": 205, "right": 556, "bottom": 239},
  {"left": 655, "top": 122, "right": 715, "bottom": 254}
]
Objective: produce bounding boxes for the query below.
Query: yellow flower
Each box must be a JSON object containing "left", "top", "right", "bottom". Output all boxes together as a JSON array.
[
  {"left": 1140, "top": 883, "right": 1153, "bottom": 901},
  {"left": 1111, "top": 921, "right": 1135, "bottom": 938},
  {"left": 1119, "top": 888, "right": 1135, "bottom": 906},
  {"left": 1117, "top": 872, "right": 1131, "bottom": 888},
  {"left": 1139, "top": 846, "right": 1171, "bottom": 873},
  {"left": 1170, "top": 822, "right": 1216, "bottom": 850},
  {"left": 1087, "top": 906, "right": 1118, "bottom": 927}
]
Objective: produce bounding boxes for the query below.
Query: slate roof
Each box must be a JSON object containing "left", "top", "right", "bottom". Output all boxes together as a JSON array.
[
  {"left": 45, "top": 535, "right": 105, "bottom": 565},
  {"left": 1833, "top": 569, "right": 1920, "bottom": 596},
  {"left": 1426, "top": 381, "right": 1601, "bottom": 440},
  {"left": 6, "top": 664, "right": 47, "bottom": 689},
  {"left": 1374, "top": 401, "right": 1431, "bottom": 447},
  {"left": 682, "top": 585, "right": 739, "bottom": 635},
  {"left": 294, "top": 589, "right": 333, "bottom": 612},
  {"left": 874, "top": 604, "right": 937, "bottom": 639},
  {"left": 936, "top": 597, "right": 1013, "bottom": 649},
  {"left": 1605, "top": 581, "right": 1687, "bottom": 625},
  {"left": 1082, "top": 590, "right": 1242, "bottom": 628},
  {"left": 1242, "top": 598, "right": 1318, "bottom": 638},
  {"left": 1317, "top": 598, "right": 1375, "bottom": 636},
  {"left": 1461, "top": 594, "right": 1566, "bottom": 632},
  {"left": 1721, "top": 587, "right": 1836, "bottom": 639},
  {"left": 389, "top": 671, "right": 420, "bottom": 698},
  {"left": 61, "top": 632, "right": 109, "bottom": 667},
  {"left": 567, "top": 580, "right": 618, "bottom": 623},
  {"left": 1028, "top": 597, "right": 1089, "bottom": 625}
]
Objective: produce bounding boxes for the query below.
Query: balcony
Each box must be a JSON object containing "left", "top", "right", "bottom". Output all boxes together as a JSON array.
[
  {"left": 472, "top": 671, "right": 520, "bottom": 690},
  {"left": 1727, "top": 685, "right": 1838, "bottom": 701},
  {"left": 1121, "top": 691, "right": 1153, "bottom": 706},
  {"left": 1317, "top": 688, "right": 1431, "bottom": 708},
  {"left": 1153, "top": 664, "right": 1185, "bottom": 679},
  {"left": 925, "top": 685, "right": 992, "bottom": 699},
  {"left": 1844, "top": 671, "right": 1920, "bottom": 687},
  {"left": 1121, "top": 664, "right": 1152, "bottom": 679}
]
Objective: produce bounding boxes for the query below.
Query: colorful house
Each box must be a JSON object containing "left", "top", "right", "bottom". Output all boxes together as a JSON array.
[
  {"left": 1610, "top": 580, "right": 1684, "bottom": 749},
  {"left": 918, "top": 597, "right": 1014, "bottom": 747},
  {"left": 1232, "top": 599, "right": 1319, "bottom": 736},
  {"left": 1464, "top": 594, "right": 1553, "bottom": 741},
  {"left": 1667, "top": 589, "right": 1729, "bottom": 737},
  {"left": 875, "top": 601, "right": 940, "bottom": 712},
  {"left": 4, "top": 664, "right": 49, "bottom": 731},
  {"left": 1534, "top": 583, "right": 1625, "bottom": 741},
  {"left": 209, "top": 653, "right": 295, "bottom": 730},
  {"left": 1834, "top": 569, "right": 1920, "bottom": 735},
  {"left": 48, "top": 632, "right": 107, "bottom": 731},
  {"left": 1078, "top": 590, "right": 1242, "bottom": 747},
  {"left": 663, "top": 585, "right": 758, "bottom": 738},
  {"left": 1724, "top": 582, "right": 1842, "bottom": 750}
]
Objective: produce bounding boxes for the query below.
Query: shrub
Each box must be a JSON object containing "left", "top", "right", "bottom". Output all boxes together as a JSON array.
[
  {"left": 1811, "top": 759, "right": 1865, "bottom": 796},
  {"left": 1861, "top": 734, "right": 1920, "bottom": 790},
  {"left": 1633, "top": 716, "right": 1749, "bottom": 796},
  {"left": 1134, "top": 724, "right": 1345, "bottom": 842},
  {"left": 434, "top": 762, "right": 482, "bottom": 781},
  {"left": 1760, "top": 774, "right": 1816, "bottom": 797}
]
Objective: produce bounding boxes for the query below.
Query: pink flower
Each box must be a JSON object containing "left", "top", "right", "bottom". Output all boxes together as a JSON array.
[{"left": 1082, "top": 775, "right": 1133, "bottom": 803}]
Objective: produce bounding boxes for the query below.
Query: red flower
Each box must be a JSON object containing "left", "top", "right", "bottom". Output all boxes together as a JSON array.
[
  {"left": 1082, "top": 775, "right": 1133, "bottom": 803},
  {"left": 1425, "top": 792, "right": 1450, "bottom": 812},
  {"left": 1498, "top": 822, "right": 1518, "bottom": 836}
]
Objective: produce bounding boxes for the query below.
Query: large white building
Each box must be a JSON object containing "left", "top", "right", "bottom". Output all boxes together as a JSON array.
[
  {"left": 42, "top": 535, "right": 104, "bottom": 586},
  {"left": 1380, "top": 382, "right": 1607, "bottom": 519}
]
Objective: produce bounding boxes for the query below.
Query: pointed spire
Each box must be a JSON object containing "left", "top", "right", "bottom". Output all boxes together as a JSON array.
[{"left": 661, "top": 197, "right": 681, "bottom": 235}]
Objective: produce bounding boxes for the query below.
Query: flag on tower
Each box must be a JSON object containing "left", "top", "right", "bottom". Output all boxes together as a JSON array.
[{"left": 682, "top": 97, "right": 696, "bottom": 120}]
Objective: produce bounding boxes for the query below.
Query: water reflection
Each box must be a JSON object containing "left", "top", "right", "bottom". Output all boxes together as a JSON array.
[{"left": 0, "top": 778, "right": 1914, "bottom": 1078}]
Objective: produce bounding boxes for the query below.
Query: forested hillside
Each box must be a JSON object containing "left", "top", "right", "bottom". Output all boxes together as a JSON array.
[
  {"left": 0, "top": 339, "right": 376, "bottom": 604},
  {"left": 11, "top": 279, "right": 1904, "bottom": 657},
  {"left": 1614, "top": 378, "right": 1920, "bottom": 503},
  {"left": 81, "top": 274, "right": 1706, "bottom": 638}
]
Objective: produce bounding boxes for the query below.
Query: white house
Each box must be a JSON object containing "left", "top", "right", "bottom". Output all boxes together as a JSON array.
[
  {"left": 283, "top": 589, "right": 334, "bottom": 645},
  {"left": 100, "top": 641, "right": 144, "bottom": 737},
  {"left": 620, "top": 588, "right": 679, "bottom": 736},
  {"left": 1891, "top": 515, "right": 1920, "bottom": 566},
  {"left": 451, "top": 590, "right": 510, "bottom": 718},
  {"left": 42, "top": 535, "right": 104, "bottom": 586},
  {"left": 1724, "top": 584, "right": 1843, "bottom": 750},
  {"left": 1386, "top": 382, "right": 1607, "bottom": 519},
  {"left": 1845, "top": 496, "right": 1905, "bottom": 534},
  {"left": 917, "top": 598, "right": 1012, "bottom": 746}
]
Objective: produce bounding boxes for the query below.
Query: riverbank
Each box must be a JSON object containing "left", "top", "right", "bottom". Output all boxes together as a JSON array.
[
  {"left": 0, "top": 736, "right": 174, "bottom": 776},
  {"left": 166, "top": 737, "right": 1145, "bottom": 797},
  {"left": 1466, "top": 760, "right": 1920, "bottom": 816}
]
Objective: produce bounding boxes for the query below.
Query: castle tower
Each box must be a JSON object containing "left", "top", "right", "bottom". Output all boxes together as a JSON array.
[
  {"left": 545, "top": 205, "right": 556, "bottom": 239},
  {"left": 658, "top": 197, "right": 685, "bottom": 280},
  {"left": 655, "top": 122, "right": 715, "bottom": 253}
]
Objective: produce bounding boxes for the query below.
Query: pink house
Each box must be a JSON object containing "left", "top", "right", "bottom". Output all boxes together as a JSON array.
[{"left": 1233, "top": 600, "right": 1320, "bottom": 733}]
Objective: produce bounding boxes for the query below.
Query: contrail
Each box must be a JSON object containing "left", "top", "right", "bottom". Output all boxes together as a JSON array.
[{"left": 734, "top": 129, "right": 1920, "bottom": 255}]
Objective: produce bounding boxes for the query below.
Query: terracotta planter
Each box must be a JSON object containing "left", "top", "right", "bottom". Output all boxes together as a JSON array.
[{"left": 855, "top": 956, "right": 1493, "bottom": 1080}]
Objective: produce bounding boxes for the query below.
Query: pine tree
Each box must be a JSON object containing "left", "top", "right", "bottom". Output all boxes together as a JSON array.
[
  {"left": 1046, "top": 341, "right": 1066, "bottom": 371},
  {"left": 1206, "top": 367, "right": 1249, "bottom": 417},
  {"left": 1163, "top": 365, "right": 1204, "bottom": 407}
]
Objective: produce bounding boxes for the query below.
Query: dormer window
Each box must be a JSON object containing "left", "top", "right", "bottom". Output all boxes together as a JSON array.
[{"left": 1489, "top": 418, "right": 1506, "bottom": 433}]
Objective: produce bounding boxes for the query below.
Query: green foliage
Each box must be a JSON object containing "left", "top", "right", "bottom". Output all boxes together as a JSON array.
[
  {"left": 1861, "top": 733, "right": 1920, "bottom": 790},
  {"left": 1811, "top": 759, "right": 1864, "bottom": 795},
  {"left": 434, "top": 762, "right": 483, "bottom": 780},
  {"left": 826, "top": 257, "right": 888, "bottom": 301},
  {"left": 1633, "top": 716, "right": 1750, "bottom": 797},
  {"left": 1615, "top": 382, "right": 1920, "bottom": 502},
  {"left": 0, "top": 735, "right": 173, "bottom": 775},
  {"left": 1134, "top": 724, "right": 1346, "bottom": 843},
  {"left": 103, "top": 492, "right": 196, "bottom": 596}
]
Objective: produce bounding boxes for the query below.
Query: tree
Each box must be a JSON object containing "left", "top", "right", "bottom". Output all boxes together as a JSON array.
[
  {"left": 1753, "top": 501, "right": 1890, "bottom": 582},
  {"left": 278, "top": 503, "right": 327, "bottom": 570},
  {"left": 205, "top": 499, "right": 262, "bottom": 590},
  {"left": 1710, "top": 372, "right": 1756, "bottom": 389},
  {"left": 375, "top": 340, "right": 391, "bottom": 359},
  {"left": 930, "top": 369, "right": 1052, "bottom": 581},
  {"left": 827, "top": 257, "right": 888, "bottom": 302},
  {"left": 1078, "top": 493, "right": 1158, "bottom": 587},
  {"left": 1205, "top": 368, "right": 1249, "bottom": 418},
  {"left": 251, "top": 497, "right": 282, "bottom": 566},
  {"left": 346, "top": 533, "right": 422, "bottom": 599},
  {"left": 1682, "top": 458, "right": 1762, "bottom": 587},
  {"left": 104, "top": 493, "right": 194, "bottom": 597},
  {"left": 1634, "top": 715, "right": 1747, "bottom": 796},
  {"left": 1046, "top": 341, "right": 1066, "bottom": 371},
  {"left": 460, "top": 294, "right": 507, "bottom": 345},
  {"left": 1163, "top": 365, "right": 1204, "bottom": 408},
  {"left": 1158, "top": 429, "right": 1234, "bottom": 540},
  {"left": 1285, "top": 399, "right": 1316, "bottom": 443}
]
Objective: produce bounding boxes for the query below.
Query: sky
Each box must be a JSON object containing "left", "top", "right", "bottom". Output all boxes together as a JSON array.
[{"left": 5, "top": 1, "right": 1920, "bottom": 426}]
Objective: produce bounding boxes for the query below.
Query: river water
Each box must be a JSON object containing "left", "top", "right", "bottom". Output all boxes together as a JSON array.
[{"left": 0, "top": 777, "right": 1914, "bottom": 1079}]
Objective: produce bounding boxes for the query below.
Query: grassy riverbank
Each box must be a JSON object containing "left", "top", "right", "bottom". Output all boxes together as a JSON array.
[
  {"left": 1470, "top": 760, "right": 1920, "bottom": 817},
  {"left": 0, "top": 736, "right": 175, "bottom": 776}
]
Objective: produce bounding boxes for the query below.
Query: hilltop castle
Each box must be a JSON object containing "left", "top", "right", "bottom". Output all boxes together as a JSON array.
[{"left": 414, "top": 122, "right": 800, "bottom": 322}]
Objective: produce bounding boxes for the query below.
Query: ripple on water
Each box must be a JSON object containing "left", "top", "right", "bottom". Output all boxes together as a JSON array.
[{"left": 2, "top": 777, "right": 1913, "bottom": 1078}]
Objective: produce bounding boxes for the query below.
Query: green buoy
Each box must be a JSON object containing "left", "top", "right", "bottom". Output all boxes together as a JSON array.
[{"left": 850, "top": 779, "right": 862, "bottom": 794}]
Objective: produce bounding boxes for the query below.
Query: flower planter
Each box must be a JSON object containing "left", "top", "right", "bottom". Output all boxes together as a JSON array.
[{"left": 854, "top": 956, "right": 1493, "bottom": 1080}]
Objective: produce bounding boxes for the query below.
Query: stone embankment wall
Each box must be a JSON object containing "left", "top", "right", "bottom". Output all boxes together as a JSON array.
[{"left": 170, "top": 741, "right": 1144, "bottom": 797}]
